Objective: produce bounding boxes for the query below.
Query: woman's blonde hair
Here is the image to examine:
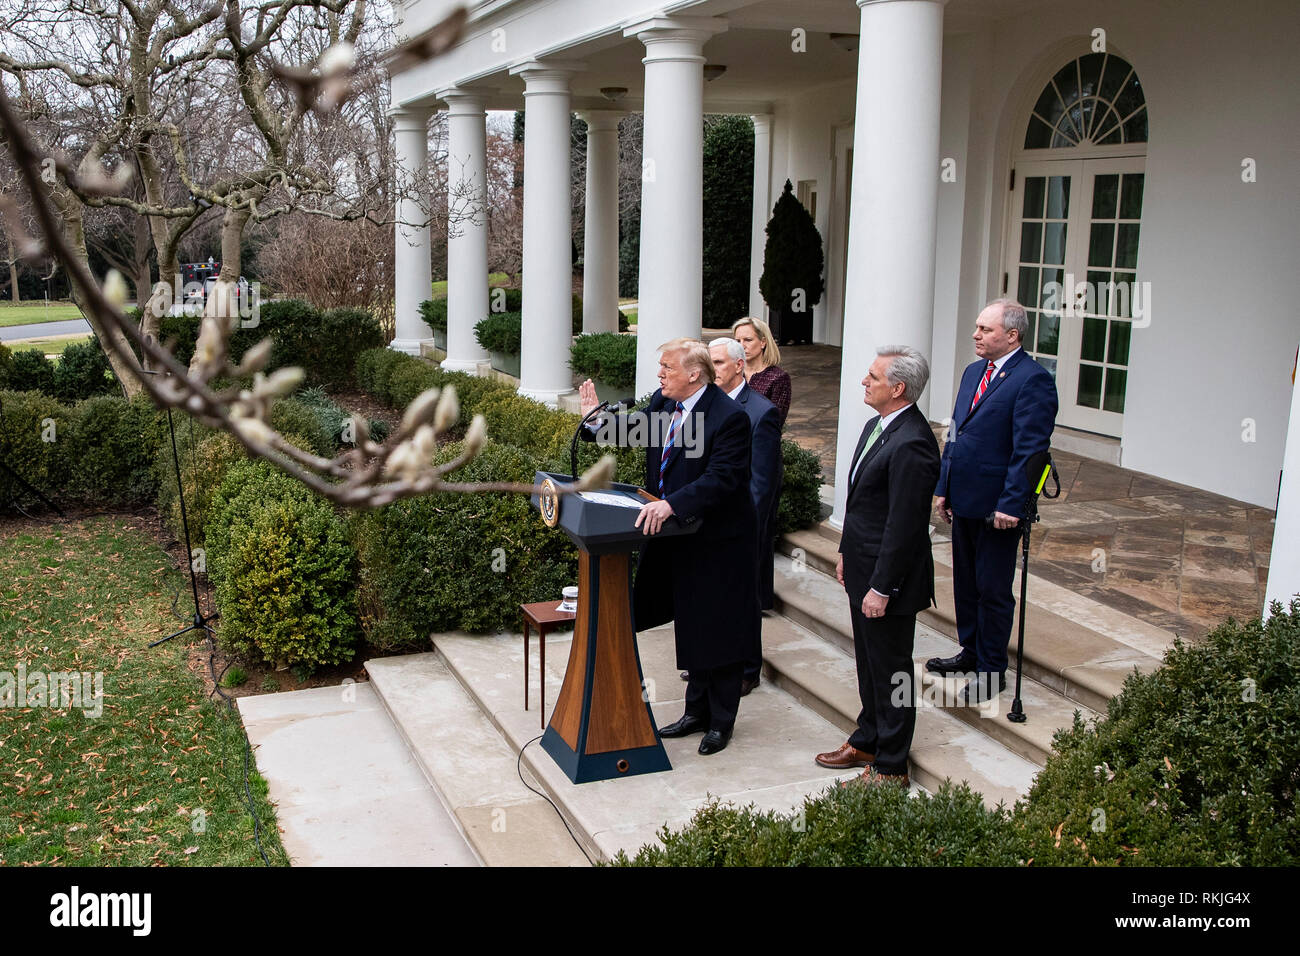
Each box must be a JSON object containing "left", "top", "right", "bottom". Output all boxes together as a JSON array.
[{"left": 731, "top": 316, "right": 781, "bottom": 369}]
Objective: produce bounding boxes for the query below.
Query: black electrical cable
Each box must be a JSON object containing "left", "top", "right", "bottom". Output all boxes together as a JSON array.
[{"left": 514, "top": 735, "right": 594, "bottom": 866}]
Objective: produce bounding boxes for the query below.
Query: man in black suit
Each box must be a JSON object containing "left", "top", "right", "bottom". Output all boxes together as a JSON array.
[
  {"left": 578, "top": 339, "right": 755, "bottom": 755},
  {"left": 708, "top": 337, "right": 782, "bottom": 695},
  {"left": 815, "top": 346, "right": 940, "bottom": 786}
]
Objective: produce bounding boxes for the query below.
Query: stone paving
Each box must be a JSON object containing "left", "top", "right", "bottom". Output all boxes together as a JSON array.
[{"left": 777, "top": 344, "right": 1275, "bottom": 640}]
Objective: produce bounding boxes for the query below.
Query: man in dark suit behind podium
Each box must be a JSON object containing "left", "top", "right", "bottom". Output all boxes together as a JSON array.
[
  {"left": 814, "top": 346, "right": 940, "bottom": 787},
  {"left": 578, "top": 339, "right": 756, "bottom": 756},
  {"left": 930, "top": 299, "right": 1058, "bottom": 703}
]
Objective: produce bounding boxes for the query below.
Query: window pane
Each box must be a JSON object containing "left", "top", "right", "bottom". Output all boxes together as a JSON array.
[
  {"left": 1120, "top": 174, "right": 1145, "bottom": 219},
  {"left": 1020, "top": 222, "right": 1044, "bottom": 263},
  {"left": 1103, "top": 367, "right": 1127, "bottom": 413},
  {"left": 1088, "top": 222, "right": 1115, "bottom": 267},
  {"left": 1053, "top": 63, "right": 1081, "bottom": 111},
  {"left": 1043, "top": 221, "right": 1067, "bottom": 265},
  {"left": 1092, "top": 175, "right": 1119, "bottom": 219},
  {"left": 1079, "top": 97, "right": 1098, "bottom": 140},
  {"left": 1022, "top": 176, "right": 1046, "bottom": 218},
  {"left": 1037, "top": 311, "right": 1060, "bottom": 355},
  {"left": 1077, "top": 364, "right": 1103, "bottom": 408},
  {"left": 1033, "top": 85, "right": 1065, "bottom": 131},
  {"left": 1046, "top": 176, "right": 1071, "bottom": 219},
  {"left": 1098, "top": 58, "right": 1131, "bottom": 104},
  {"left": 1116, "top": 223, "right": 1140, "bottom": 269},
  {"left": 1115, "top": 74, "right": 1145, "bottom": 123},
  {"left": 1087, "top": 270, "right": 1112, "bottom": 315},
  {"left": 1025, "top": 311, "right": 1038, "bottom": 353},
  {"left": 1097, "top": 125, "right": 1123, "bottom": 146},
  {"left": 1123, "top": 109, "right": 1149, "bottom": 143},
  {"left": 1038, "top": 356, "right": 1058, "bottom": 379},
  {"left": 1018, "top": 266, "right": 1040, "bottom": 305},
  {"left": 1112, "top": 271, "right": 1137, "bottom": 317},
  {"left": 1040, "top": 267, "right": 1064, "bottom": 309},
  {"left": 1078, "top": 52, "right": 1105, "bottom": 97},
  {"left": 1108, "top": 319, "right": 1132, "bottom": 366},
  {"left": 1082, "top": 317, "right": 1107, "bottom": 362},
  {"left": 1024, "top": 116, "right": 1053, "bottom": 149},
  {"left": 1051, "top": 125, "right": 1077, "bottom": 148}
]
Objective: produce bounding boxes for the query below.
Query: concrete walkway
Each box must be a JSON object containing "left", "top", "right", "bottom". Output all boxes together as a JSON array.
[
  {"left": 0, "top": 318, "right": 92, "bottom": 341},
  {"left": 778, "top": 344, "right": 1275, "bottom": 639},
  {"left": 238, "top": 682, "right": 480, "bottom": 866}
]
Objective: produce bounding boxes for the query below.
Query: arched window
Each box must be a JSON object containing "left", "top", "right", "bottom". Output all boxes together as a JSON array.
[{"left": 1024, "top": 53, "right": 1147, "bottom": 150}]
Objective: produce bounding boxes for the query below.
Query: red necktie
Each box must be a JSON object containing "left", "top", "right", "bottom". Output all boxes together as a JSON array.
[{"left": 970, "top": 360, "right": 996, "bottom": 410}]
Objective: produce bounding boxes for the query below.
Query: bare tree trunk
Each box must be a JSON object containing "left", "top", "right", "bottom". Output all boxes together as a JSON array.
[
  {"left": 58, "top": 196, "right": 144, "bottom": 396},
  {"left": 5, "top": 232, "right": 18, "bottom": 302}
]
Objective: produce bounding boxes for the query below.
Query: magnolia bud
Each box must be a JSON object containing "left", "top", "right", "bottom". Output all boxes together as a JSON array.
[
  {"left": 433, "top": 385, "right": 459, "bottom": 433},
  {"left": 103, "top": 270, "right": 128, "bottom": 308},
  {"left": 401, "top": 387, "right": 441, "bottom": 433},
  {"left": 318, "top": 42, "right": 356, "bottom": 77},
  {"left": 464, "top": 414, "right": 487, "bottom": 455},
  {"left": 264, "top": 367, "right": 305, "bottom": 397},
  {"left": 239, "top": 338, "right": 274, "bottom": 374},
  {"left": 576, "top": 454, "right": 616, "bottom": 490}
]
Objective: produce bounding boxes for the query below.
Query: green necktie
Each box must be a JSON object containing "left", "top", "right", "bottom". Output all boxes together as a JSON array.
[{"left": 851, "top": 419, "right": 884, "bottom": 484}]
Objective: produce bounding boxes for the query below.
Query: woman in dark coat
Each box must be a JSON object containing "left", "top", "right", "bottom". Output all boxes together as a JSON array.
[{"left": 732, "top": 316, "right": 792, "bottom": 428}]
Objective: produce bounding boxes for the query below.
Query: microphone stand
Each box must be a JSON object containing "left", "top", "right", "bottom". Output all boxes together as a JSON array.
[{"left": 146, "top": 374, "right": 218, "bottom": 648}]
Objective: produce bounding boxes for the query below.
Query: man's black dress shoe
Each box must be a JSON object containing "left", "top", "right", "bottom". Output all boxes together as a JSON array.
[
  {"left": 698, "top": 729, "right": 731, "bottom": 755},
  {"left": 658, "top": 714, "right": 708, "bottom": 738},
  {"left": 961, "top": 672, "right": 1007, "bottom": 704},
  {"left": 925, "top": 652, "right": 977, "bottom": 676},
  {"left": 740, "top": 676, "right": 760, "bottom": 697}
]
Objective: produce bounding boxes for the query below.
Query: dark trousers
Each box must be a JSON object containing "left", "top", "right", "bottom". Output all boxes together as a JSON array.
[
  {"left": 844, "top": 562, "right": 917, "bottom": 776},
  {"left": 684, "top": 662, "right": 743, "bottom": 734},
  {"left": 950, "top": 514, "right": 1021, "bottom": 676}
]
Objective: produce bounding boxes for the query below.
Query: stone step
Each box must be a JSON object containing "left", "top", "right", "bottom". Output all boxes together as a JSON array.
[
  {"left": 429, "top": 625, "right": 960, "bottom": 862},
  {"left": 366, "top": 653, "right": 591, "bottom": 867},
  {"left": 759, "top": 611, "right": 1097, "bottom": 769},
  {"left": 776, "top": 523, "right": 1173, "bottom": 714},
  {"left": 237, "top": 682, "right": 481, "bottom": 866}
]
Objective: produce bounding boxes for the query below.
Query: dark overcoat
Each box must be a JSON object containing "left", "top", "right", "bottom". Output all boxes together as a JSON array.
[
  {"left": 594, "top": 384, "right": 756, "bottom": 670},
  {"left": 733, "top": 383, "right": 783, "bottom": 609}
]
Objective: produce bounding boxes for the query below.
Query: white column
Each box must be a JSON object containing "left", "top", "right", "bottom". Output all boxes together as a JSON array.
[
  {"left": 1265, "top": 356, "right": 1300, "bottom": 614},
  {"left": 439, "top": 89, "right": 491, "bottom": 373},
  {"left": 580, "top": 110, "right": 623, "bottom": 335},
  {"left": 391, "top": 107, "right": 433, "bottom": 355},
  {"left": 830, "top": 0, "right": 946, "bottom": 529},
  {"left": 510, "top": 61, "right": 583, "bottom": 406},
  {"left": 625, "top": 16, "right": 727, "bottom": 398},
  {"left": 748, "top": 113, "right": 773, "bottom": 321}
]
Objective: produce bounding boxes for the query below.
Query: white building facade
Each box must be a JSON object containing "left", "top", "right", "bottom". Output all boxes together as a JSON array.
[{"left": 388, "top": 0, "right": 1300, "bottom": 601}]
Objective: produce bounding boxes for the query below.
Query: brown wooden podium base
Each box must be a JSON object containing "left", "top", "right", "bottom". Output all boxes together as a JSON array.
[{"left": 541, "top": 551, "right": 671, "bottom": 783}]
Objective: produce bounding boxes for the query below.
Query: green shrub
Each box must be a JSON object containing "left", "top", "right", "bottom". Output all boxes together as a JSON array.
[
  {"left": 612, "top": 781, "right": 1019, "bottom": 866},
  {"left": 206, "top": 459, "right": 359, "bottom": 672},
  {"left": 244, "top": 300, "right": 382, "bottom": 387},
  {"left": 386, "top": 360, "right": 447, "bottom": 411},
  {"left": 569, "top": 333, "right": 636, "bottom": 390},
  {"left": 0, "top": 342, "right": 14, "bottom": 389},
  {"left": 355, "top": 347, "right": 407, "bottom": 400},
  {"left": 68, "top": 394, "right": 165, "bottom": 505},
  {"left": 350, "top": 440, "right": 578, "bottom": 647},
  {"left": 474, "top": 311, "right": 522, "bottom": 355},
  {"left": 295, "top": 386, "right": 390, "bottom": 446},
  {"left": 0, "top": 390, "right": 72, "bottom": 506},
  {"left": 53, "top": 339, "right": 116, "bottom": 401},
  {"left": 8, "top": 350, "right": 55, "bottom": 394},
  {"left": 1012, "top": 602, "right": 1300, "bottom": 866},
  {"left": 154, "top": 426, "right": 246, "bottom": 545},
  {"left": 475, "top": 391, "right": 576, "bottom": 464},
  {"left": 419, "top": 298, "right": 448, "bottom": 336},
  {"left": 776, "top": 439, "right": 823, "bottom": 534},
  {"left": 268, "top": 397, "right": 334, "bottom": 458}
]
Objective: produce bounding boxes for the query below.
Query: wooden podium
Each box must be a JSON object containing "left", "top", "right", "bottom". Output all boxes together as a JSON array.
[{"left": 530, "top": 471, "right": 695, "bottom": 783}]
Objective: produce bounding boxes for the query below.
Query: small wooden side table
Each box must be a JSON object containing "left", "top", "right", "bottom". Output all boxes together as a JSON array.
[{"left": 520, "top": 600, "right": 576, "bottom": 729}]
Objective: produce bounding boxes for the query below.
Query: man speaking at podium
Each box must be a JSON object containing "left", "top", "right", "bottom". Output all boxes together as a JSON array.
[{"left": 578, "top": 338, "right": 756, "bottom": 756}]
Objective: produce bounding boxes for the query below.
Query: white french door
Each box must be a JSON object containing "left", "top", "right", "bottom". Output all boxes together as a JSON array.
[{"left": 1006, "top": 157, "right": 1145, "bottom": 435}]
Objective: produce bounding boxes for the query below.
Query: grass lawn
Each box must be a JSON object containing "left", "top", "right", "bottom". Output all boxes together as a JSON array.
[
  {"left": 0, "top": 516, "right": 289, "bottom": 866},
  {"left": 5, "top": 333, "right": 95, "bottom": 357},
  {"left": 0, "top": 301, "right": 86, "bottom": 327},
  {"left": 428, "top": 272, "right": 510, "bottom": 299}
]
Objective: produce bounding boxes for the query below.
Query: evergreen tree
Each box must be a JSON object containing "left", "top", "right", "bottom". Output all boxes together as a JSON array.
[
  {"left": 701, "top": 115, "right": 755, "bottom": 326},
  {"left": 759, "top": 180, "right": 824, "bottom": 344}
]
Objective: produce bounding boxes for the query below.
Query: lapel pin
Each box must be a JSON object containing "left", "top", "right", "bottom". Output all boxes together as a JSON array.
[{"left": 999, "top": 372, "right": 1006, "bottom": 378}]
